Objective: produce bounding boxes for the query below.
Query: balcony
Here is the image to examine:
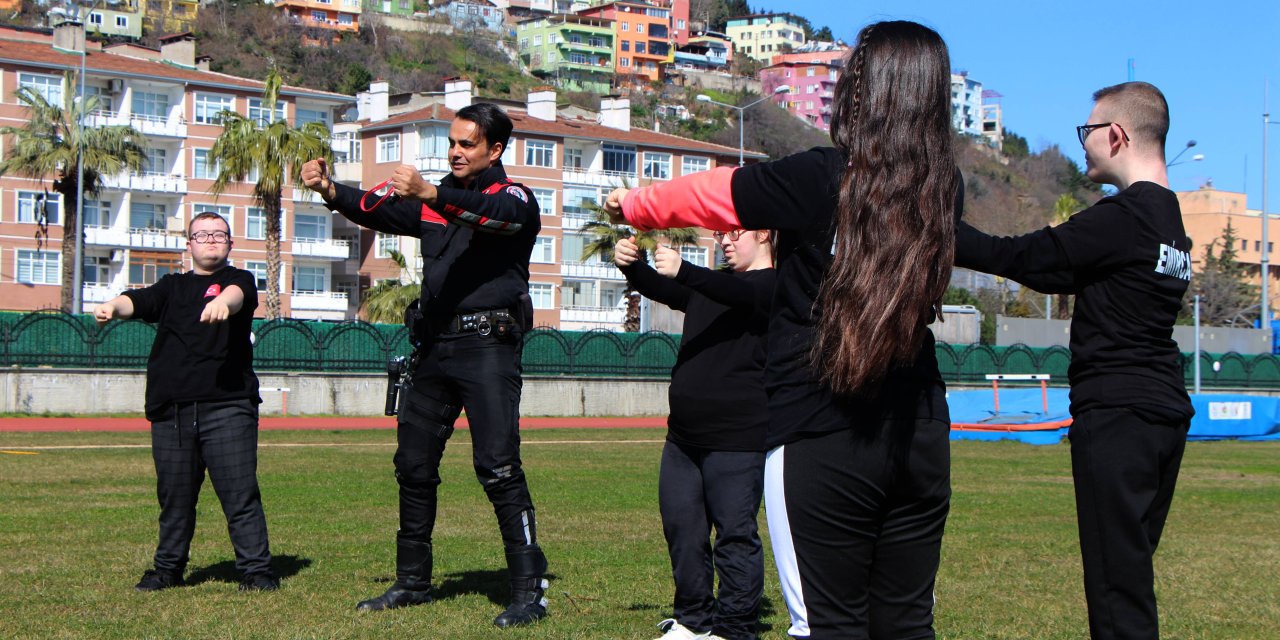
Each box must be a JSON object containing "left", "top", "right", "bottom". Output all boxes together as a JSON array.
[
  {"left": 291, "top": 237, "right": 352, "bottom": 260},
  {"left": 87, "top": 110, "right": 187, "bottom": 138},
  {"left": 560, "top": 306, "right": 625, "bottom": 325},
  {"left": 102, "top": 172, "right": 187, "bottom": 194},
  {"left": 82, "top": 284, "right": 120, "bottom": 304},
  {"left": 414, "top": 156, "right": 451, "bottom": 173},
  {"left": 561, "top": 261, "right": 624, "bottom": 280},
  {"left": 292, "top": 188, "right": 326, "bottom": 204},
  {"left": 559, "top": 40, "right": 611, "bottom": 55},
  {"left": 561, "top": 59, "right": 613, "bottom": 73},
  {"left": 332, "top": 161, "right": 362, "bottom": 183},
  {"left": 127, "top": 228, "right": 187, "bottom": 250},
  {"left": 562, "top": 167, "right": 631, "bottom": 188},
  {"left": 289, "top": 290, "right": 349, "bottom": 311}
]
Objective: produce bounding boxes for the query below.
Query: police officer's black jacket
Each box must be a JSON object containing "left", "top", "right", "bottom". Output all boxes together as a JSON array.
[{"left": 325, "top": 163, "right": 540, "bottom": 336}]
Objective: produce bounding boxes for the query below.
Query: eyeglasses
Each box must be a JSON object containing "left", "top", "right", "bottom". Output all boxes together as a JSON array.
[
  {"left": 1076, "top": 122, "right": 1130, "bottom": 147},
  {"left": 190, "top": 231, "right": 230, "bottom": 244},
  {"left": 712, "top": 229, "right": 745, "bottom": 241}
]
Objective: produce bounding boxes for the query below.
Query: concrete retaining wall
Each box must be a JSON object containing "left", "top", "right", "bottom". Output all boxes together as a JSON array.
[{"left": 0, "top": 368, "right": 672, "bottom": 417}]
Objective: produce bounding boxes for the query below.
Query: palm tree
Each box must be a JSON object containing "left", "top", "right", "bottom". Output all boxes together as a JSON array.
[
  {"left": 0, "top": 70, "right": 147, "bottom": 312},
  {"left": 580, "top": 201, "right": 701, "bottom": 332},
  {"left": 208, "top": 69, "right": 332, "bottom": 319},
  {"left": 1051, "top": 193, "right": 1082, "bottom": 319},
  {"left": 360, "top": 249, "right": 420, "bottom": 324}
]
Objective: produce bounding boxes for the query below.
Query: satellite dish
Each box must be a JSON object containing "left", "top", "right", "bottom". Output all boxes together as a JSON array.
[{"left": 341, "top": 106, "right": 358, "bottom": 122}]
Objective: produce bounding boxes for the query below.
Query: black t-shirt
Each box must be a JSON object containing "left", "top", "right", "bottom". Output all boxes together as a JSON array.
[
  {"left": 956, "top": 181, "right": 1194, "bottom": 423},
  {"left": 620, "top": 260, "right": 773, "bottom": 451},
  {"left": 730, "top": 147, "right": 953, "bottom": 448},
  {"left": 123, "top": 267, "right": 261, "bottom": 420}
]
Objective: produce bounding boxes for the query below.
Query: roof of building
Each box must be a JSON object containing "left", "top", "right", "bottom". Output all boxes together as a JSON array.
[
  {"left": 0, "top": 32, "right": 352, "bottom": 102},
  {"left": 363, "top": 102, "right": 766, "bottom": 159}
]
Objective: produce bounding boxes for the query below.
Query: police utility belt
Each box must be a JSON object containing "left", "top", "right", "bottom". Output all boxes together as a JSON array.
[{"left": 444, "top": 309, "right": 515, "bottom": 337}]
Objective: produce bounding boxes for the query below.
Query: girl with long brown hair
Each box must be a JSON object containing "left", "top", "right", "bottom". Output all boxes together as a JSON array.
[{"left": 605, "top": 21, "right": 960, "bottom": 639}]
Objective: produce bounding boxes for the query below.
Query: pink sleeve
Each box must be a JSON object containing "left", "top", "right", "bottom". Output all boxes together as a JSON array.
[{"left": 622, "top": 167, "right": 742, "bottom": 232}]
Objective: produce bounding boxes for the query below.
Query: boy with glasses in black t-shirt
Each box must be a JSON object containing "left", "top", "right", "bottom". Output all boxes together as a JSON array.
[
  {"left": 956, "top": 81, "right": 1193, "bottom": 640},
  {"left": 94, "top": 211, "right": 276, "bottom": 593}
]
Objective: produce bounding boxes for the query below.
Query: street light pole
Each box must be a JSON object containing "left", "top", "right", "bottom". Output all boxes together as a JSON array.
[
  {"left": 696, "top": 85, "right": 791, "bottom": 167},
  {"left": 71, "top": 0, "right": 103, "bottom": 315},
  {"left": 1264, "top": 83, "right": 1270, "bottom": 326}
]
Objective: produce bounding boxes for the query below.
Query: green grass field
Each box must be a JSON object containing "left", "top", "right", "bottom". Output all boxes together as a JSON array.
[{"left": 1, "top": 429, "right": 1277, "bottom": 639}]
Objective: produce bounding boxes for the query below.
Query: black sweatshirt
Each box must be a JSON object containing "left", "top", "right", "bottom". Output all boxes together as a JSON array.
[
  {"left": 620, "top": 259, "right": 773, "bottom": 451},
  {"left": 324, "top": 163, "right": 539, "bottom": 334},
  {"left": 123, "top": 267, "right": 260, "bottom": 421},
  {"left": 956, "top": 181, "right": 1194, "bottom": 423}
]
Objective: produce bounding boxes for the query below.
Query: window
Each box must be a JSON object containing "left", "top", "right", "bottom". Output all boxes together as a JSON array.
[
  {"left": 636, "top": 23, "right": 644, "bottom": 33},
  {"left": 193, "top": 204, "right": 232, "bottom": 234},
  {"left": 529, "top": 282, "right": 554, "bottom": 309},
  {"left": 681, "top": 156, "right": 710, "bottom": 175},
  {"left": 333, "top": 131, "right": 362, "bottom": 163},
  {"left": 246, "top": 207, "right": 266, "bottom": 240},
  {"left": 245, "top": 261, "right": 269, "bottom": 290},
  {"left": 131, "top": 91, "right": 169, "bottom": 119},
  {"left": 418, "top": 124, "right": 448, "bottom": 158},
  {"left": 115, "top": 15, "right": 127, "bottom": 28},
  {"left": 621, "top": 40, "right": 630, "bottom": 52},
  {"left": 501, "top": 139, "right": 516, "bottom": 166},
  {"left": 17, "top": 250, "right": 60, "bottom": 285},
  {"left": 294, "top": 213, "right": 328, "bottom": 242},
  {"left": 89, "top": 12, "right": 103, "bottom": 25},
  {"left": 635, "top": 42, "right": 646, "bottom": 54},
  {"left": 621, "top": 21, "right": 629, "bottom": 31},
  {"left": 375, "top": 231, "right": 399, "bottom": 258},
  {"left": 1256, "top": 241, "right": 1261, "bottom": 252},
  {"left": 533, "top": 35, "right": 542, "bottom": 46},
  {"left": 568, "top": 52, "right": 588, "bottom": 65},
  {"left": 619, "top": 57, "right": 631, "bottom": 68},
  {"left": 310, "top": 9, "right": 326, "bottom": 21},
  {"left": 1242, "top": 239, "right": 1248, "bottom": 251},
  {"left": 680, "top": 246, "right": 706, "bottom": 267},
  {"left": 193, "top": 148, "right": 221, "bottom": 179},
  {"left": 563, "top": 147, "right": 583, "bottom": 170},
  {"left": 194, "top": 93, "right": 233, "bottom": 125},
  {"left": 129, "top": 252, "right": 182, "bottom": 286},
  {"left": 525, "top": 140, "right": 555, "bottom": 168},
  {"left": 142, "top": 148, "right": 168, "bottom": 175},
  {"left": 642, "top": 152, "right": 671, "bottom": 180},
  {"left": 561, "top": 233, "right": 600, "bottom": 264},
  {"left": 17, "top": 191, "right": 60, "bottom": 225},
  {"left": 248, "top": 98, "right": 286, "bottom": 125},
  {"left": 530, "top": 188, "right": 555, "bottom": 216},
  {"left": 297, "top": 107, "right": 331, "bottom": 128},
  {"left": 602, "top": 143, "right": 636, "bottom": 174},
  {"left": 82, "top": 200, "right": 111, "bottom": 228},
  {"left": 293, "top": 265, "right": 327, "bottom": 293},
  {"left": 18, "top": 72, "right": 61, "bottom": 104},
  {"left": 377, "top": 134, "right": 401, "bottom": 163},
  {"left": 531, "top": 236, "right": 554, "bottom": 263},
  {"left": 562, "top": 186, "right": 601, "bottom": 219},
  {"left": 337, "top": 12, "right": 353, "bottom": 24},
  {"left": 677, "top": 19, "right": 685, "bottom": 29},
  {"left": 130, "top": 202, "right": 167, "bottom": 230},
  {"left": 83, "top": 254, "right": 110, "bottom": 286}
]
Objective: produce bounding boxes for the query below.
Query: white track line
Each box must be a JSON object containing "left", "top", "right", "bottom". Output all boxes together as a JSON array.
[{"left": 0, "top": 439, "right": 665, "bottom": 451}]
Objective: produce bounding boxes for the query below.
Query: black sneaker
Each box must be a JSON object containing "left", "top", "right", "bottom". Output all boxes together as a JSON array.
[
  {"left": 238, "top": 573, "right": 280, "bottom": 592},
  {"left": 135, "top": 569, "right": 184, "bottom": 592}
]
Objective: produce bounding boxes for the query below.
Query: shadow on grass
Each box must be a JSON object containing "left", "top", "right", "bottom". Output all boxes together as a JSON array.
[
  {"left": 377, "top": 569, "right": 561, "bottom": 607},
  {"left": 186, "top": 554, "right": 312, "bottom": 586}
]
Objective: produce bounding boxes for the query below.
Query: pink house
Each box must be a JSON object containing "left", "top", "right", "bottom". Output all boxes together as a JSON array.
[{"left": 760, "top": 60, "right": 840, "bottom": 131}]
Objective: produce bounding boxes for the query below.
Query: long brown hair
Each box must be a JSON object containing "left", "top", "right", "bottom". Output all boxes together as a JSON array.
[{"left": 814, "top": 21, "right": 958, "bottom": 395}]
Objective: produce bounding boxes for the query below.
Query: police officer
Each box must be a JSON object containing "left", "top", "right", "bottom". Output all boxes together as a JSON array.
[{"left": 300, "top": 103, "right": 547, "bottom": 628}]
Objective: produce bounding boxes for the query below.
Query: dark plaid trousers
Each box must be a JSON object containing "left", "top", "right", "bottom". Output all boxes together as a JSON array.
[{"left": 150, "top": 398, "right": 272, "bottom": 577}]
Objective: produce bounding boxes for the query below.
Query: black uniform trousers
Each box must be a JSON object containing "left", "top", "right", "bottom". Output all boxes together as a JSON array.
[
  {"left": 394, "top": 328, "right": 538, "bottom": 550},
  {"left": 150, "top": 398, "right": 272, "bottom": 577},
  {"left": 1068, "top": 407, "right": 1188, "bottom": 640},
  {"left": 765, "top": 420, "right": 951, "bottom": 640},
  {"left": 659, "top": 440, "right": 765, "bottom": 640}
]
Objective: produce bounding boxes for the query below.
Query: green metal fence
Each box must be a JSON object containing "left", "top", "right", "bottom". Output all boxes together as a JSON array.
[{"left": 5, "top": 310, "right": 1280, "bottom": 388}]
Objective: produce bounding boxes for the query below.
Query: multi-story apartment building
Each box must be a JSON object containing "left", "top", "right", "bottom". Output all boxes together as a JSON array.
[
  {"left": 429, "top": 0, "right": 506, "bottom": 32},
  {"left": 275, "top": 0, "right": 362, "bottom": 33},
  {"left": 672, "top": 30, "right": 729, "bottom": 72},
  {"left": 1178, "top": 187, "right": 1280, "bottom": 313},
  {"left": 517, "top": 14, "right": 615, "bottom": 93},
  {"left": 951, "top": 71, "right": 984, "bottom": 138},
  {"left": 348, "top": 79, "right": 755, "bottom": 330},
  {"left": 47, "top": 0, "right": 143, "bottom": 40},
  {"left": 577, "top": 0, "right": 673, "bottom": 84},
  {"left": 138, "top": 0, "right": 199, "bottom": 35},
  {"left": 760, "top": 59, "right": 837, "bottom": 131},
  {"left": 724, "top": 13, "right": 804, "bottom": 63},
  {"left": 0, "top": 23, "right": 358, "bottom": 318},
  {"left": 362, "top": 0, "right": 417, "bottom": 18},
  {"left": 769, "top": 41, "right": 846, "bottom": 66}
]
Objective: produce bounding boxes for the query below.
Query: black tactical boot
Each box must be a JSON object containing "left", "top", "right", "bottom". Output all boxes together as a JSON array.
[
  {"left": 356, "top": 539, "right": 433, "bottom": 611},
  {"left": 492, "top": 545, "right": 549, "bottom": 628}
]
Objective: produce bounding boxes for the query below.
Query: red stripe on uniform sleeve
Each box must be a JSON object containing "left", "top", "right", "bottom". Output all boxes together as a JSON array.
[{"left": 622, "top": 167, "right": 742, "bottom": 232}]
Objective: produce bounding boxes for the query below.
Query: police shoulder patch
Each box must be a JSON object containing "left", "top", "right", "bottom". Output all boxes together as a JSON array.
[{"left": 505, "top": 186, "right": 528, "bottom": 202}]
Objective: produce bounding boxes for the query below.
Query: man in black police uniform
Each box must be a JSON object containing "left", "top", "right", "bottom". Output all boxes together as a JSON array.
[
  {"left": 94, "top": 211, "right": 278, "bottom": 593},
  {"left": 300, "top": 102, "right": 547, "bottom": 628}
]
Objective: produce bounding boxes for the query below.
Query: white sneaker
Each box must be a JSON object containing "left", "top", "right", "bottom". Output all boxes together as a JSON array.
[{"left": 654, "top": 618, "right": 709, "bottom": 640}]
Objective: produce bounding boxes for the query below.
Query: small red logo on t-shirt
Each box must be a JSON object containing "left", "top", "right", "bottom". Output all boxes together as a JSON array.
[{"left": 204, "top": 284, "right": 222, "bottom": 298}]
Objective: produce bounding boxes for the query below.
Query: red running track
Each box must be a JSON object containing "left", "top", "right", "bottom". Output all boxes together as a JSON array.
[{"left": 0, "top": 416, "right": 667, "bottom": 433}]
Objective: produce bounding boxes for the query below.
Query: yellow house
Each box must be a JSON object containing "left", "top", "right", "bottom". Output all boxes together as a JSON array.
[
  {"left": 724, "top": 13, "right": 805, "bottom": 63},
  {"left": 138, "top": 0, "right": 199, "bottom": 35}
]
